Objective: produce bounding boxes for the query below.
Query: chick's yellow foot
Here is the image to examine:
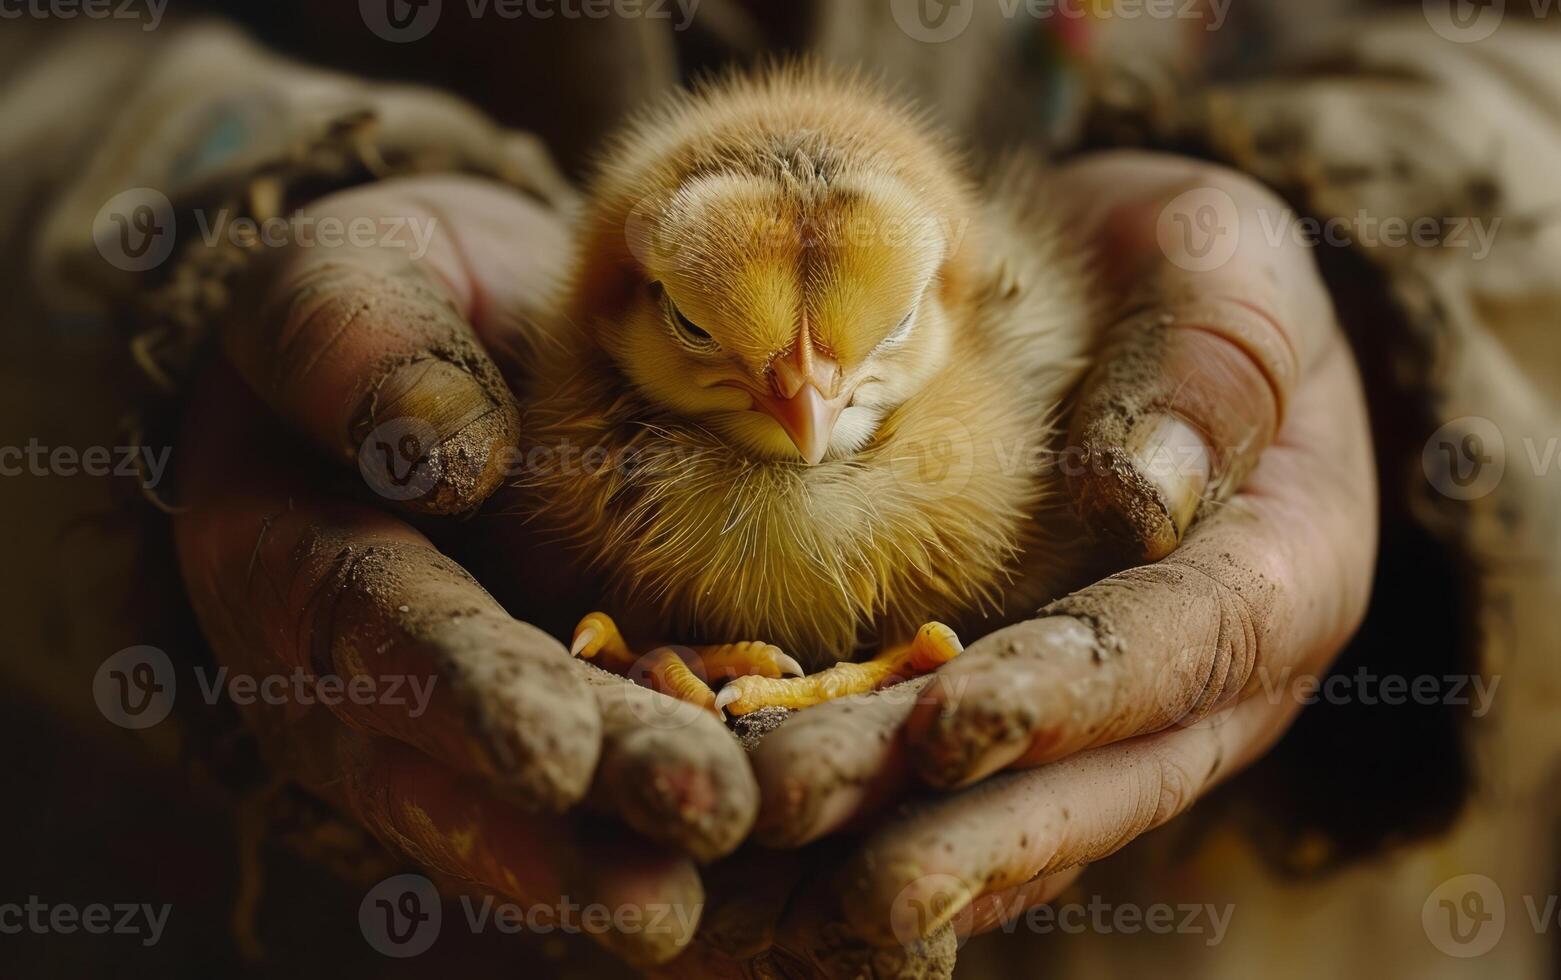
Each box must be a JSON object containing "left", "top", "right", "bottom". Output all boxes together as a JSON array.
[
  {"left": 640, "top": 646, "right": 723, "bottom": 718},
  {"left": 570, "top": 614, "right": 802, "bottom": 717},
  {"left": 714, "top": 622, "right": 963, "bottom": 716}
]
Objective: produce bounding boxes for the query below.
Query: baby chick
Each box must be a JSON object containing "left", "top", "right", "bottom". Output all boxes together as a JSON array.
[{"left": 515, "top": 65, "right": 1100, "bottom": 717}]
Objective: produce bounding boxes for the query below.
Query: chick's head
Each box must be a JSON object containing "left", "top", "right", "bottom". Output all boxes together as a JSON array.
[{"left": 569, "top": 68, "right": 978, "bottom": 464}]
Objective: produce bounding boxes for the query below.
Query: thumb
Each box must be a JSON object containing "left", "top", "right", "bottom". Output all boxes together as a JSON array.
[
  {"left": 1058, "top": 152, "right": 1336, "bottom": 559},
  {"left": 223, "top": 177, "right": 567, "bottom": 515}
]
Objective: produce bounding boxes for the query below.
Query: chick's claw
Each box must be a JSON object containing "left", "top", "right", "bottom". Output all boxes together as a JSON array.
[
  {"left": 714, "top": 622, "right": 963, "bottom": 716},
  {"left": 690, "top": 642, "right": 805, "bottom": 682},
  {"left": 905, "top": 622, "right": 964, "bottom": 672},
  {"left": 570, "top": 611, "right": 638, "bottom": 673}
]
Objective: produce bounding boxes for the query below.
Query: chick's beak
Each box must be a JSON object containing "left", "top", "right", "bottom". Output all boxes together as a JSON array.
[{"left": 753, "top": 346, "right": 848, "bottom": 465}]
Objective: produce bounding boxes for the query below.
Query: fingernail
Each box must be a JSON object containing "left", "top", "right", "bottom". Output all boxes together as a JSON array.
[
  {"left": 1126, "top": 412, "right": 1212, "bottom": 557},
  {"left": 354, "top": 358, "right": 519, "bottom": 514},
  {"left": 881, "top": 871, "right": 977, "bottom": 946},
  {"left": 919, "top": 882, "right": 976, "bottom": 937},
  {"left": 1072, "top": 410, "right": 1212, "bottom": 562}
]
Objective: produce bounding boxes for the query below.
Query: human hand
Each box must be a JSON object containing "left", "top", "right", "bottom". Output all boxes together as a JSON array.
[
  {"left": 172, "top": 176, "right": 758, "bottom": 965},
  {"left": 741, "top": 152, "right": 1378, "bottom": 949}
]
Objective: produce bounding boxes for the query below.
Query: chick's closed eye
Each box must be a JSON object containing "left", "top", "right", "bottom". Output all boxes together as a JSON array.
[{"left": 654, "top": 282, "right": 720, "bottom": 353}]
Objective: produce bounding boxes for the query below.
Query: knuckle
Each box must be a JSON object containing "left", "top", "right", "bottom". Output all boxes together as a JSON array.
[
  {"left": 264, "top": 261, "right": 378, "bottom": 392},
  {"left": 1197, "top": 565, "right": 1264, "bottom": 705},
  {"left": 294, "top": 535, "right": 386, "bottom": 675},
  {"left": 292, "top": 533, "right": 470, "bottom": 672},
  {"left": 1167, "top": 296, "right": 1299, "bottom": 421},
  {"left": 1048, "top": 555, "right": 1270, "bottom": 723},
  {"left": 261, "top": 259, "right": 458, "bottom": 395},
  {"left": 1149, "top": 753, "right": 1206, "bottom": 826}
]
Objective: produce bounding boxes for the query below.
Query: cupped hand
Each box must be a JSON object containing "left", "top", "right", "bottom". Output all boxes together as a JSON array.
[
  {"left": 741, "top": 151, "right": 1379, "bottom": 950},
  {"left": 172, "top": 176, "right": 757, "bottom": 965}
]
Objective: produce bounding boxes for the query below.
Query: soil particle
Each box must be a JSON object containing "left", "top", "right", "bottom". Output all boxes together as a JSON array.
[{"left": 732, "top": 706, "right": 794, "bottom": 753}]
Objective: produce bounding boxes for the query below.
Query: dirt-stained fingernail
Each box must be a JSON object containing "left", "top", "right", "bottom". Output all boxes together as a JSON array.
[
  {"left": 1127, "top": 413, "right": 1211, "bottom": 554},
  {"left": 1071, "top": 411, "right": 1211, "bottom": 563},
  {"left": 353, "top": 358, "right": 519, "bottom": 514}
]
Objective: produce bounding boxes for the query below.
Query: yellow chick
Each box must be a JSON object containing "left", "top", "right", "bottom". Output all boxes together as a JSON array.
[{"left": 514, "top": 64, "right": 1100, "bottom": 717}]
